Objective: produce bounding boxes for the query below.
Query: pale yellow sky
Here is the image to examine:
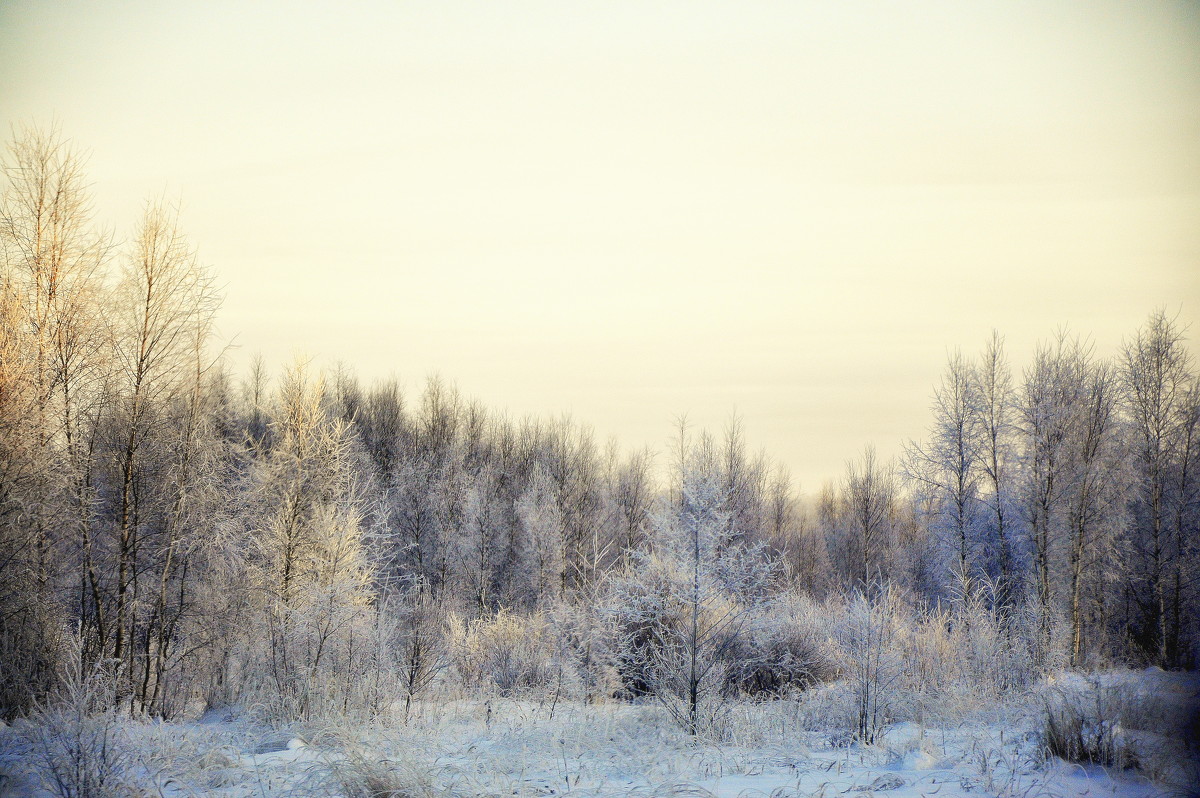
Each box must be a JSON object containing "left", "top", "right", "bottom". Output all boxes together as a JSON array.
[{"left": 2, "top": 0, "right": 1198, "bottom": 491}]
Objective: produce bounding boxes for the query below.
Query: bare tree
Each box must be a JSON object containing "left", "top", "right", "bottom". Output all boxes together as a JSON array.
[
  {"left": 1063, "top": 361, "right": 1125, "bottom": 666},
  {"left": 1120, "top": 311, "right": 1195, "bottom": 665},
  {"left": 108, "top": 199, "right": 220, "bottom": 697},
  {"left": 974, "top": 332, "right": 1018, "bottom": 610},
  {"left": 1019, "top": 332, "right": 1089, "bottom": 666},
  {"left": 904, "top": 350, "right": 982, "bottom": 600},
  {"left": 0, "top": 125, "right": 110, "bottom": 711},
  {"left": 844, "top": 446, "right": 897, "bottom": 589}
]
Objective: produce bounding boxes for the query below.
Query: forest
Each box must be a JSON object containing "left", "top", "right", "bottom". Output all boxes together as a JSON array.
[{"left": 1, "top": 127, "right": 1197, "bottom": 796}]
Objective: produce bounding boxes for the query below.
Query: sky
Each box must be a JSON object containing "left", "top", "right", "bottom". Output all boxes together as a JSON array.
[{"left": 2, "top": 0, "right": 1198, "bottom": 492}]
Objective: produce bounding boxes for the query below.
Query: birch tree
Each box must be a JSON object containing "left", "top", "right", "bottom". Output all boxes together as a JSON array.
[
  {"left": 108, "top": 199, "right": 219, "bottom": 696},
  {"left": 1063, "top": 361, "right": 1125, "bottom": 666},
  {"left": 974, "top": 332, "right": 1019, "bottom": 610},
  {"left": 0, "top": 125, "right": 110, "bottom": 711},
  {"left": 1121, "top": 311, "right": 1195, "bottom": 665},
  {"left": 904, "top": 351, "right": 982, "bottom": 600},
  {"left": 1019, "top": 332, "right": 1087, "bottom": 666},
  {"left": 844, "top": 446, "right": 897, "bottom": 589}
]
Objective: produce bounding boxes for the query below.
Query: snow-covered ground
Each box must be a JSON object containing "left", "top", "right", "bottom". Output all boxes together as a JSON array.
[{"left": 2, "top": 669, "right": 1196, "bottom": 797}]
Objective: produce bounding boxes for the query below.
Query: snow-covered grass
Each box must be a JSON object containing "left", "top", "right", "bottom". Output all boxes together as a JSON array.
[
  {"left": 1038, "top": 669, "right": 1200, "bottom": 791},
  {"left": 2, "top": 669, "right": 1195, "bottom": 798}
]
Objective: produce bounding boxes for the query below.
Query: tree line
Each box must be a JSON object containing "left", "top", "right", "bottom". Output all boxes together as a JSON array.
[{"left": 1, "top": 126, "right": 1197, "bottom": 726}]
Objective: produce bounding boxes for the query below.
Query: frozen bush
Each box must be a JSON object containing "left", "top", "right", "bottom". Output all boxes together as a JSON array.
[
  {"left": 550, "top": 601, "right": 621, "bottom": 704},
  {"left": 1041, "top": 678, "right": 1138, "bottom": 770},
  {"left": 22, "top": 657, "right": 139, "bottom": 798},
  {"left": 447, "top": 608, "right": 556, "bottom": 695},
  {"left": 722, "top": 591, "right": 838, "bottom": 698},
  {"left": 1039, "top": 670, "right": 1200, "bottom": 788},
  {"left": 897, "top": 585, "right": 1034, "bottom": 725},
  {"left": 837, "top": 585, "right": 905, "bottom": 744},
  {"left": 307, "top": 746, "right": 456, "bottom": 798},
  {"left": 610, "top": 553, "right": 688, "bottom": 699}
]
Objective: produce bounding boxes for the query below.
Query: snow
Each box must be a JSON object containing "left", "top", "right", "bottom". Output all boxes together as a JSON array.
[{"left": 2, "top": 670, "right": 1195, "bottom": 797}]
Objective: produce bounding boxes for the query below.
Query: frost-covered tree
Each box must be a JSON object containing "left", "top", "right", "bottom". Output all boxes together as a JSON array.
[
  {"left": 1019, "top": 332, "right": 1087, "bottom": 665},
  {"left": 516, "top": 462, "right": 566, "bottom": 607},
  {"left": 610, "top": 446, "right": 653, "bottom": 571},
  {"left": 721, "top": 416, "right": 768, "bottom": 548},
  {"left": 542, "top": 417, "right": 612, "bottom": 593},
  {"left": 107, "top": 199, "right": 221, "bottom": 703},
  {"left": 247, "top": 363, "right": 372, "bottom": 719},
  {"left": 0, "top": 126, "right": 111, "bottom": 711},
  {"left": 614, "top": 435, "right": 772, "bottom": 735},
  {"left": 904, "top": 351, "right": 983, "bottom": 600},
  {"left": 0, "top": 258, "right": 49, "bottom": 713},
  {"left": 973, "top": 332, "right": 1020, "bottom": 610},
  {"left": 1121, "top": 311, "right": 1196, "bottom": 665},
  {"left": 764, "top": 467, "right": 822, "bottom": 592},
  {"left": 388, "top": 584, "right": 446, "bottom": 721},
  {"left": 843, "top": 446, "right": 897, "bottom": 589},
  {"left": 839, "top": 584, "right": 904, "bottom": 744},
  {"left": 1170, "top": 378, "right": 1200, "bottom": 663},
  {"left": 1063, "top": 360, "right": 1126, "bottom": 666},
  {"left": 452, "top": 461, "right": 503, "bottom": 615}
]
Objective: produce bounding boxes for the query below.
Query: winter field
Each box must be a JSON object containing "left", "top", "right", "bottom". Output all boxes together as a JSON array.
[
  {"left": 3, "top": 124, "right": 1200, "bottom": 797},
  {"left": 2, "top": 669, "right": 1196, "bottom": 798}
]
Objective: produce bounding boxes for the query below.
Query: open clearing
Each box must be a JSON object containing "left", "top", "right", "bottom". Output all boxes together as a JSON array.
[{"left": 3, "top": 669, "right": 1196, "bottom": 798}]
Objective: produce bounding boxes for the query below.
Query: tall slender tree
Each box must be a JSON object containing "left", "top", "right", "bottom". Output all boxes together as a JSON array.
[
  {"left": 974, "top": 332, "right": 1018, "bottom": 610},
  {"left": 1121, "top": 311, "right": 1195, "bottom": 664},
  {"left": 904, "top": 350, "right": 982, "bottom": 600}
]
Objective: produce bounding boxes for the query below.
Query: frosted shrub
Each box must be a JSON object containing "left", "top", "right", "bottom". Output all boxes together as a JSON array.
[
  {"left": 447, "top": 609, "right": 556, "bottom": 695},
  {"left": 1013, "top": 599, "right": 1071, "bottom": 674},
  {"left": 1040, "top": 670, "right": 1200, "bottom": 787},
  {"left": 901, "top": 606, "right": 980, "bottom": 721},
  {"left": 610, "top": 553, "right": 680, "bottom": 699},
  {"left": 903, "top": 604, "right": 957, "bottom": 684},
  {"left": 308, "top": 746, "right": 454, "bottom": 798},
  {"left": 551, "top": 601, "right": 621, "bottom": 703},
  {"left": 836, "top": 585, "right": 905, "bottom": 744},
  {"left": 899, "top": 586, "right": 1034, "bottom": 724},
  {"left": 723, "top": 590, "right": 838, "bottom": 698},
  {"left": 1041, "top": 676, "right": 1138, "bottom": 770},
  {"left": 959, "top": 595, "right": 1034, "bottom": 697},
  {"left": 22, "top": 657, "right": 139, "bottom": 798}
]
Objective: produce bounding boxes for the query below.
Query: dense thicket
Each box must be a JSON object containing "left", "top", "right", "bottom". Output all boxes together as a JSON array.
[{"left": 2, "top": 128, "right": 1197, "bottom": 726}]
